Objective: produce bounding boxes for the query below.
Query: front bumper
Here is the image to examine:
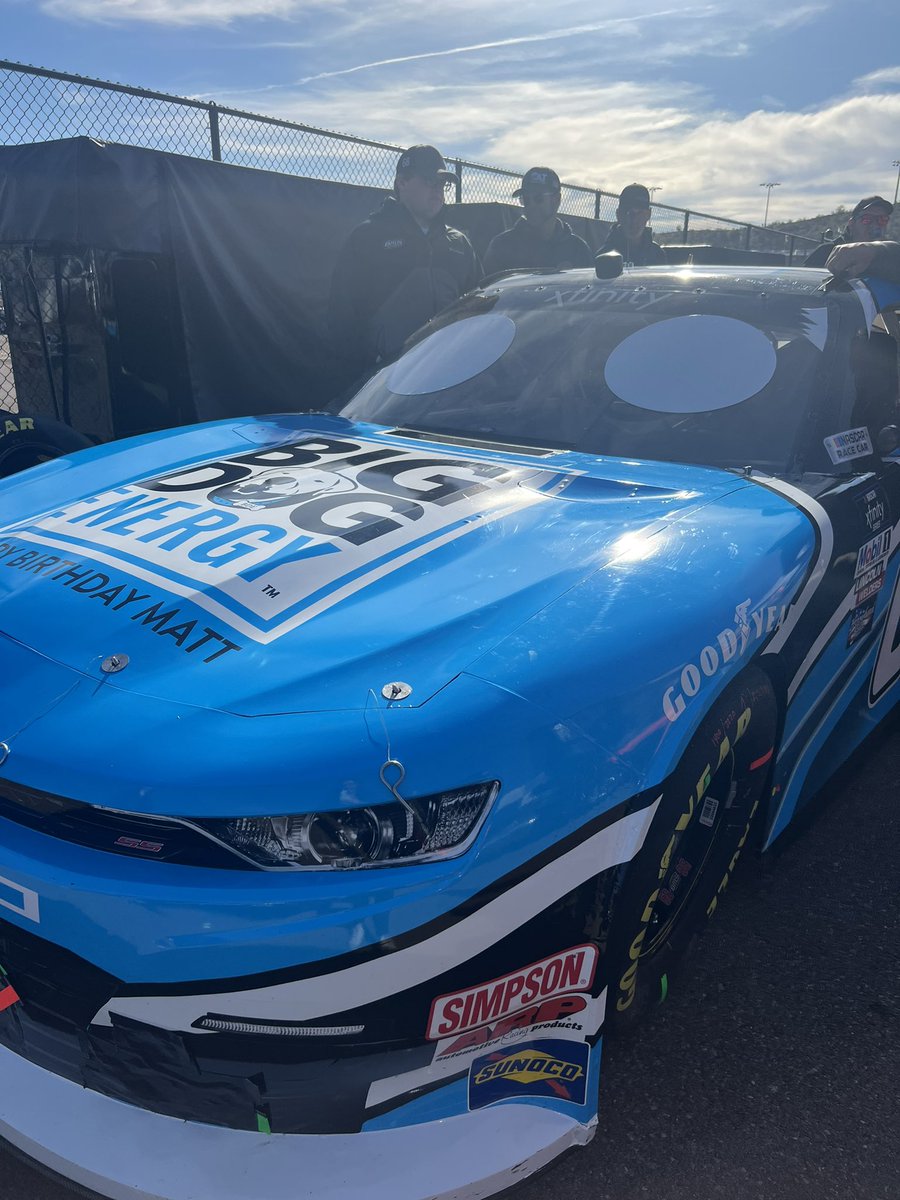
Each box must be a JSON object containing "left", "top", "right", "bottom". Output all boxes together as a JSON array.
[{"left": 0, "top": 1041, "right": 597, "bottom": 1200}]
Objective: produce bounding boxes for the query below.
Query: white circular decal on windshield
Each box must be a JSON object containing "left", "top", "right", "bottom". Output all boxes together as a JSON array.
[
  {"left": 388, "top": 314, "right": 516, "bottom": 395},
  {"left": 604, "top": 315, "right": 777, "bottom": 413}
]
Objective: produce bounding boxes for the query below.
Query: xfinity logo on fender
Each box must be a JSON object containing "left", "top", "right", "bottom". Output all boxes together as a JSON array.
[
  {"left": 427, "top": 945, "right": 598, "bottom": 1040},
  {"left": 11, "top": 435, "right": 568, "bottom": 644}
]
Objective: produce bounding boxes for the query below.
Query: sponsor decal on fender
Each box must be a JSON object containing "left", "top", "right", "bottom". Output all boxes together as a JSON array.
[
  {"left": 856, "top": 485, "right": 890, "bottom": 535},
  {"left": 848, "top": 599, "right": 876, "bottom": 647},
  {"left": 855, "top": 529, "right": 891, "bottom": 578},
  {"left": 5, "top": 435, "right": 569, "bottom": 644},
  {"left": 426, "top": 944, "right": 598, "bottom": 1041},
  {"left": 855, "top": 560, "right": 886, "bottom": 606},
  {"left": 433, "top": 992, "right": 596, "bottom": 1062},
  {"left": 663, "top": 598, "right": 786, "bottom": 722},
  {"left": 467, "top": 1038, "right": 589, "bottom": 1109}
]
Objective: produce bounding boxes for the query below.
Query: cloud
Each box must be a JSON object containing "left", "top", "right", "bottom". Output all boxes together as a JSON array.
[
  {"left": 220, "top": 75, "right": 900, "bottom": 222},
  {"left": 39, "top": 0, "right": 302, "bottom": 24},
  {"left": 853, "top": 66, "right": 900, "bottom": 92}
]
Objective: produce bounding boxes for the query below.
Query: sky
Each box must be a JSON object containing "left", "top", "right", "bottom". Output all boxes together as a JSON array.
[{"left": 4, "top": 0, "right": 900, "bottom": 224}]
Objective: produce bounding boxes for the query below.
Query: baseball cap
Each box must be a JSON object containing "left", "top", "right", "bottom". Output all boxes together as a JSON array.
[
  {"left": 618, "top": 183, "right": 652, "bottom": 211},
  {"left": 395, "top": 145, "right": 456, "bottom": 182},
  {"left": 851, "top": 195, "right": 893, "bottom": 218},
  {"left": 512, "top": 167, "right": 562, "bottom": 198}
]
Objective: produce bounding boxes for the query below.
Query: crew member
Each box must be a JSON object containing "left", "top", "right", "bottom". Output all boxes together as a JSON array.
[
  {"left": 804, "top": 196, "right": 894, "bottom": 267},
  {"left": 328, "top": 144, "right": 480, "bottom": 374},
  {"left": 482, "top": 167, "right": 592, "bottom": 276},
  {"left": 598, "top": 183, "right": 666, "bottom": 267}
]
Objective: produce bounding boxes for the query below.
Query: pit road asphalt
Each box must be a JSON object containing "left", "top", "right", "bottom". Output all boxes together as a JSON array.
[{"left": 2, "top": 725, "right": 899, "bottom": 1200}]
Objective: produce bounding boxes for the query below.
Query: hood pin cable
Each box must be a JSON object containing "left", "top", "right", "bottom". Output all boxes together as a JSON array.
[{"left": 368, "top": 689, "right": 428, "bottom": 841}]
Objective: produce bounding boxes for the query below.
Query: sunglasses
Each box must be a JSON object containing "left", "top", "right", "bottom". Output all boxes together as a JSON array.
[
  {"left": 857, "top": 212, "right": 890, "bottom": 226},
  {"left": 522, "top": 190, "right": 561, "bottom": 203}
]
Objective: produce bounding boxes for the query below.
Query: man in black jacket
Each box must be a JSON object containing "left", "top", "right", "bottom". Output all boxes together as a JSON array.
[
  {"left": 328, "top": 145, "right": 480, "bottom": 374},
  {"left": 482, "top": 167, "right": 592, "bottom": 276},
  {"left": 598, "top": 183, "right": 666, "bottom": 267},
  {"left": 804, "top": 196, "right": 894, "bottom": 267}
]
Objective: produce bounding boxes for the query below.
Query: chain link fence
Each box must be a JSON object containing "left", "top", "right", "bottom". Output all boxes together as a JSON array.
[{"left": 1, "top": 59, "right": 818, "bottom": 264}]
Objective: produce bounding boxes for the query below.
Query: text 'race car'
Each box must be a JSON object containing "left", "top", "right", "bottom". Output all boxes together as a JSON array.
[{"left": 1, "top": 264, "right": 899, "bottom": 1199}]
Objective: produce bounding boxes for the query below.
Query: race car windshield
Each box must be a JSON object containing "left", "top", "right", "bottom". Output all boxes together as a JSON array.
[{"left": 342, "top": 288, "right": 830, "bottom": 472}]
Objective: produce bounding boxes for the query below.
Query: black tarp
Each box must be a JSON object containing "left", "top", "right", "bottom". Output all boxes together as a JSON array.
[
  {"left": 0, "top": 139, "right": 628, "bottom": 439},
  {"left": 0, "top": 138, "right": 391, "bottom": 424}
]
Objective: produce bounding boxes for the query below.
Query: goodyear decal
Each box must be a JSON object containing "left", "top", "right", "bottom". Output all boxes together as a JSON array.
[
  {"left": 468, "top": 1038, "right": 589, "bottom": 1109},
  {"left": 3, "top": 435, "right": 569, "bottom": 644}
]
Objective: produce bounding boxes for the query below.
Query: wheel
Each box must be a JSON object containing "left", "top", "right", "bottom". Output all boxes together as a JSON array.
[
  {"left": 0, "top": 415, "right": 94, "bottom": 478},
  {"left": 605, "top": 667, "right": 777, "bottom": 1033}
]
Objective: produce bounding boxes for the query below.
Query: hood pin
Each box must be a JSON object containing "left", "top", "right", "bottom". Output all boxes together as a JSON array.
[
  {"left": 381, "top": 681, "right": 412, "bottom": 701},
  {"left": 101, "top": 654, "right": 130, "bottom": 675},
  {"left": 0, "top": 742, "right": 9, "bottom": 767}
]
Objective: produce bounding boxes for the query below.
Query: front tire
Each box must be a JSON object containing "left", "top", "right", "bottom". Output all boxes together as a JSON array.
[
  {"left": 0, "top": 416, "right": 93, "bottom": 478},
  {"left": 605, "top": 667, "right": 777, "bottom": 1033}
]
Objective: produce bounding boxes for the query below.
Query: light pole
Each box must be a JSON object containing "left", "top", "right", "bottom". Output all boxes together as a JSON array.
[
  {"left": 893, "top": 160, "right": 900, "bottom": 207},
  {"left": 648, "top": 186, "right": 662, "bottom": 201},
  {"left": 760, "top": 182, "right": 781, "bottom": 227}
]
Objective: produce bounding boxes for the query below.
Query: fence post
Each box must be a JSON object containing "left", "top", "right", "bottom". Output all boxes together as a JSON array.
[
  {"left": 682, "top": 211, "right": 690, "bottom": 241},
  {"left": 209, "top": 104, "right": 222, "bottom": 162},
  {"left": 788, "top": 234, "right": 796, "bottom": 264},
  {"left": 744, "top": 223, "right": 752, "bottom": 251},
  {"left": 594, "top": 190, "right": 602, "bottom": 221},
  {"left": 453, "top": 160, "right": 463, "bottom": 205}
]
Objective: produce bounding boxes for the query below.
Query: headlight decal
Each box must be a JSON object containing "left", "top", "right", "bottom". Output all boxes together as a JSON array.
[{"left": 91, "top": 795, "right": 660, "bottom": 1034}]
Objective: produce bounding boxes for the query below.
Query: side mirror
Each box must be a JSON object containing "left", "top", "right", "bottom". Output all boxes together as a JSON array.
[
  {"left": 875, "top": 425, "right": 900, "bottom": 455},
  {"left": 594, "top": 252, "right": 624, "bottom": 280}
]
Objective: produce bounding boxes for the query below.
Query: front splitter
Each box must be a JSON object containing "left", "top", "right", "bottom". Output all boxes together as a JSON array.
[{"left": 0, "top": 1043, "right": 596, "bottom": 1200}]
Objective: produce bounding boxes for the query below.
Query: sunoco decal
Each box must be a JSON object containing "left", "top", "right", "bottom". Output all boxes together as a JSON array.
[
  {"left": 6, "top": 435, "right": 568, "bottom": 644},
  {"left": 467, "top": 1038, "right": 589, "bottom": 1109},
  {"left": 426, "top": 945, "right": 598, "bottom": 1040}
]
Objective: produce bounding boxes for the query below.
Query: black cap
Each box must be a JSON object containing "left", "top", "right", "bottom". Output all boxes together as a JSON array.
[
  {"left": 851, "top": 195, "right": 893, "bottom": 218},
  {"left": 618, "top": 183, "right": 652, "bottom": 211},
  {"left": 512, "top": 167, "right": 562, "bottom": 198},
  {"left": 395, "top": 145, "right": 456, "bottom": 182}
]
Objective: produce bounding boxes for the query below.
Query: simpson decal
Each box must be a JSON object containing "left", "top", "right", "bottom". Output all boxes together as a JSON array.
[
  {"left": 468, "top": 1039, "right": 589, "bottom": 1110},
  {"left": 823, "top": 427, "right": 872, "bottom": 465},
  {"left": 434, "top": 992, "right": 598, "bottom": 1062},
  {"left": 3, "top": 436, "right": 570, "bottom": 644},
  {"left": 426, "top": 945, "right": 598, "bottom": 1040}
]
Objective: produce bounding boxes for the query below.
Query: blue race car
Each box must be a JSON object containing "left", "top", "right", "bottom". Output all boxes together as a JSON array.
[{"left": 0, "top": 264, "right": 899, "bottom": 1200}]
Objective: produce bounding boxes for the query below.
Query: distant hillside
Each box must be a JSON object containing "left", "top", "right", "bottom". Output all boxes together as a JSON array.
[{"left": 770, "top": 208, "right": 900, "bottom": 246}]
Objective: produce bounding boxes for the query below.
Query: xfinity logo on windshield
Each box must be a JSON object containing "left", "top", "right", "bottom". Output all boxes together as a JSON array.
[{"left": 15, "top": 434, "right": 568, "bottom": 644}]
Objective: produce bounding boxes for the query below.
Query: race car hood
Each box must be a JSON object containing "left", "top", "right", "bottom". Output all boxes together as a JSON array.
[{"left": 0, "top": 414, "right": 749, "bottom": 716}]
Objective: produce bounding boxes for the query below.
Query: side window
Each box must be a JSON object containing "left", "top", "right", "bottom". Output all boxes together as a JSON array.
[{"left": 850, "top": 328, "right": 899, "bottom": 436}]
